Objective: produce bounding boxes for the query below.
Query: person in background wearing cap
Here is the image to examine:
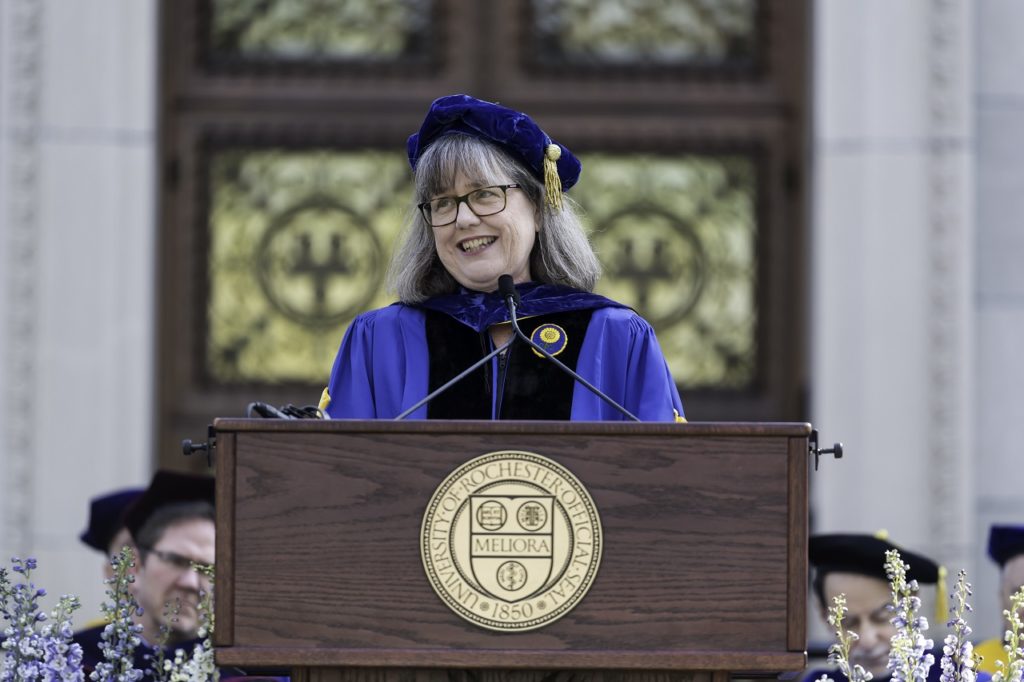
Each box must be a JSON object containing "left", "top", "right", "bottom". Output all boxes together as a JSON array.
[
  {"left": 319, "top": 94, "right": 684, "bottom": 422},
  {"left": 80, "top": 487, "right": 144, "bottom": 582},
  {"left": 78, "top": 486, "right": 144, "bottom": 629},
  {"left": 804, "top": 533, "right": 948, "bottom": 682},
  {"left": 73, "top": 470, "right": 217, "bottom": 675},
  {"left": 975, "top": 524, "right": 1024, "bottom": 674}
]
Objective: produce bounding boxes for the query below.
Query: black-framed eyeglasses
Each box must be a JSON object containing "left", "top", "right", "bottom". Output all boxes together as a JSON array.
[
  {"left": 141, "top": 546, "right": 213, "bottom": 574},
  {"left": 418, "top": 184, "right": 521, "bottom": 227}
]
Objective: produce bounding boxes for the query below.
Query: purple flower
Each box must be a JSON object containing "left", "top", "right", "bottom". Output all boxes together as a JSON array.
[
  {"left": 938, "top": 571, "right": 977, "bottom": 682},
  {"left": 885, "top": 551, "right": 936, "bottom": 682},
  {"left": 0, "top": 558, "right": 84, "bottom": 682},
  {"left": 89, "top": 547, "right": 145, "bottom": 682}
]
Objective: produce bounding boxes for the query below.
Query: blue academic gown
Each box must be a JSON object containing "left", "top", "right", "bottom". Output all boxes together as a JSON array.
[{"left": 323, "top": 282, "right": 684, "bottom": 421}]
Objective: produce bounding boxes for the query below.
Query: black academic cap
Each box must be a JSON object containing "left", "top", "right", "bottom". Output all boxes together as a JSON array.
[
  {"left": 124, "top": 470, "right": 215, "bottom": 541},
  {"left": 809, "top": 533, "right": 941, "bottom": 585},
  {"left": 79, "top": 487, "right": 145, "bottom": 552},
  {"left": 988, "top": 525, "right": 1024, "bottom": 567}
]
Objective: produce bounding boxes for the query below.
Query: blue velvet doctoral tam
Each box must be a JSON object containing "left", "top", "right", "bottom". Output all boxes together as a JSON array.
[
  {"left": 323, "top": 282, "right": 684, "bottom": 421},
  {"left": 407, "top": 94, "right": 581, "bottom": 191}
]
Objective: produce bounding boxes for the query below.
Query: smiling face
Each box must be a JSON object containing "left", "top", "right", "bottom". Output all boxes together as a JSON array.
[
  {"left": 821, "top": 573, "right": 896, "bottom": 677},
  {"left": 431, "top": 171, "right": 538, "bottom": 293}
]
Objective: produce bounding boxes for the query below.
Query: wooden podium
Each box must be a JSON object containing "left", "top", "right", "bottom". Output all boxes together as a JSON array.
[{"left": 211, "top": 420, "right": 810, "bottom": 682}]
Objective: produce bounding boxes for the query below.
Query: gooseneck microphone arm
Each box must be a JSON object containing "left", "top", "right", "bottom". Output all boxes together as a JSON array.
[
  {"left": 394, "top": 335, "right": 515, "bottom": 420},
  {"left": 498, "top": 275, "right": 641, "bottom": 422}
]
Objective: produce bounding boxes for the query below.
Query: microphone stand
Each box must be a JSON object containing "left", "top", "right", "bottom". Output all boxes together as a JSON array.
[
  {"left": 393, "top": 337, "right": 515, "bottom": 420},
  {"left": 499, "top": 277, "right": 641, "bottom": 422}
]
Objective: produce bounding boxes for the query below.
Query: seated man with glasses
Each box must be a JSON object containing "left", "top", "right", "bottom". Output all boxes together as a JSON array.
[
  {"left": 801, "top": 533, "right": 977, "bottom": 682},
  {"left": 319, "top": 94, "right": 684, "bottom": 422},
  {"left": 73, "top": 470, "right": 220, "bottom": 676}
]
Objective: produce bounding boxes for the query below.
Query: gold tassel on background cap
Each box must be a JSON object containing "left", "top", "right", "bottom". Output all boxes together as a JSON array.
[
  {"left": 935, "top": 565, "right": 948, "bottom": 625},
  {"left": 543, "top": 143, "right": 563, "bottom": 211},
  {"left": 874, "top": 529, "right": 890, "bottom": 540}
]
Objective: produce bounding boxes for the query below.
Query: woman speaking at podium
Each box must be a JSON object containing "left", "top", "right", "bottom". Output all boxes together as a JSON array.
[{"left": 319, "top": 94, "right": 684, "bottom": 422}]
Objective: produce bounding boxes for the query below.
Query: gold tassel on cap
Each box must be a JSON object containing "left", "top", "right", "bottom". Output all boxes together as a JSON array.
[
  {"left": 543, "top": 143, "right": 563, "bottom": 211},
  {"left": 935, "top": 565, "right": 948, "bottom": 625}
]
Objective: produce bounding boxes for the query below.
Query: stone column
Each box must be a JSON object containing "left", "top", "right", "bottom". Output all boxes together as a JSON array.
[
  {"left": 810, "top": 0, "right": 975, "bottom": 624},
  {"left": 0, "top": 0, "right": 158, "bottom": 622}
]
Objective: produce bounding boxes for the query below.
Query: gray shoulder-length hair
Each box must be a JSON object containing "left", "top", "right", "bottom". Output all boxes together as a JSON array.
[{"left": 387, "top": 134, "right": 601, "bottom": 304}]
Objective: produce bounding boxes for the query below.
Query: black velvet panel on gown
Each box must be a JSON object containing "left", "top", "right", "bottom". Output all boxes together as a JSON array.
[{"left": 424, "top": 309, "right": 593, "bottom": 420}]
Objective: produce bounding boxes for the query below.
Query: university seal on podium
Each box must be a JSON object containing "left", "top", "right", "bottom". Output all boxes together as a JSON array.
[{"left": 421, "top": 451, "right": 602, "bottom": 631}]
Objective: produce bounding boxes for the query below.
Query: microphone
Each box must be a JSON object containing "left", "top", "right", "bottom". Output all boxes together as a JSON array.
[
  {"left": 497, "top": 275, "right": 640, "bottom": 422},
  {"left": 394, "top": 332, "right": 515, "bottom": 420},
  {"left": 247, "top": 402, "right": 323, "bottom": 419}
]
